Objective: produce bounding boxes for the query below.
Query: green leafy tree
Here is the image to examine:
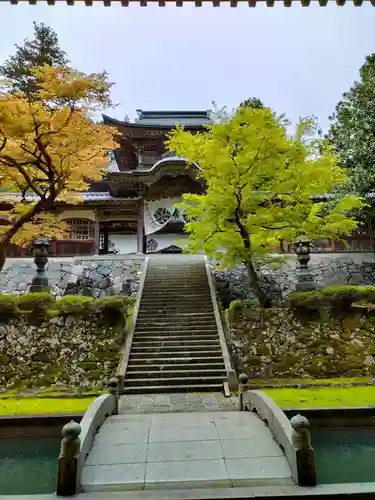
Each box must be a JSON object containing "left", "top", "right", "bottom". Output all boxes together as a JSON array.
[
  {"left": 167, "top": 106, "right": 363, "bottom": 307},
  {"left": 328, "top": 54, "right": 375, "bottom": 195},
  {"left": 0, "top": 22, "right": 68, "bottom": 94},
  {"left": 239, "top": 97, "right": 265, "bottom": 109}
]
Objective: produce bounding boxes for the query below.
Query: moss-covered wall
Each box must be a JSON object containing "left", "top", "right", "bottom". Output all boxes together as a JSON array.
[
  {"left": 228, "top": 305, "right": 375, "bottom": 379},
  {"left": 0, "top": 294, "right": 133, "bottom": 391}
]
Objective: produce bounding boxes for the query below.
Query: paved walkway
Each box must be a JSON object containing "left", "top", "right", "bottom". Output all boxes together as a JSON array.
[
  {"left": 119, "top": 393, "right": 238, "bottom": 414},
  {"left": 81, "top": 411, "right": 293, "bottom": 492}
]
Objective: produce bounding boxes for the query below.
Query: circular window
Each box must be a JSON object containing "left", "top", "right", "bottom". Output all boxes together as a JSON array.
[
  {"left": 153, "top": 207, "right": 172, "bottom": 225},
  {"left": 146, "top": 238, "right": 158, "bottom": 253}
]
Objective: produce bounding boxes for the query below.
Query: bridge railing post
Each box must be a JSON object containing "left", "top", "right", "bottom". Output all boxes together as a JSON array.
[
  {"left": 238, "top": 373, "right": 249, "bottom": 411},
  {"left": 107, "top": 376, "right": 120, "bottom": 415},
  {"left": 56, "top": 420, "right": 82, "bottom": 496},
  {"left": 290, "top": 414, "right": 317, "bottom": 486}
]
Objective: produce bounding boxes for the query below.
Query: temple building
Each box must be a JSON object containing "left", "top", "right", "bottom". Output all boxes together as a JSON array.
[
  {"left": 2, "top": 108, "right": 375, "bottom": 258},
  {"left": 3, "top": 110, "right": 212, "bottom": 258}
]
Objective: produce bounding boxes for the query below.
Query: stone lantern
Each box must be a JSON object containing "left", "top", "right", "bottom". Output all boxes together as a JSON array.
[
  {"left": 294, "top": 235, "right": 311, "bottom": 270},
  {"left": 294, "top": 235, "right": 316, "bottom": 292},
  {"left": 30, "top": 237, "right": 51, "bottom": 293}
]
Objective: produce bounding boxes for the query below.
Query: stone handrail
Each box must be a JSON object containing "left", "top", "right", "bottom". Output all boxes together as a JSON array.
[
  {"left": 116, "top": 256, "right": 150, "bottom": 391},
  {"left": 56, "top": 389, "right": 118, "bottom": 496},
  {"left": 242, "top": 390, "right": 316, "bottom": 487},
  {"left": 204, "top": 256, "right": 237, "bottom": 392}
]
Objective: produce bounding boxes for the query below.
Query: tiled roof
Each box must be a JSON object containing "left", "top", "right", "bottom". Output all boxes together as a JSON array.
[
  {"left": 0, "top": 192, "right": 140, "bottom": 202},
  {"left": 5, "top": 0, "right": 372, "bottom": 6},
  {"left": 135, "top": 110, "right": 213, "bottom": 127}
]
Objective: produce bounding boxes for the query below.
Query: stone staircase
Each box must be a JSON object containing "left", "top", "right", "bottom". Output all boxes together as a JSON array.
[{"left": 123, "top": 255, "right": 227, "bottom": 394}]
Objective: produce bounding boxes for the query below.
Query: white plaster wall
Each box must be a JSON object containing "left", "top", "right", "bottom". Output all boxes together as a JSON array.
[{"left": 108, "top": 234, "right": 137, "bottom": 254}]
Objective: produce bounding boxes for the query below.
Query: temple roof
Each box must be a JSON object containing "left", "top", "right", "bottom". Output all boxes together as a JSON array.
[
  {"left": 103, "top": 111, "right": 212, "bottom": 130},
  {"left": 135, "top": 110, "right": 213, "bottom": 127}
]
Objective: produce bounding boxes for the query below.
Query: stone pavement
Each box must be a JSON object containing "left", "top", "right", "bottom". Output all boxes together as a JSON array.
[
  {"left": 119, "top": 393, "right": 238, "bottom": 414},
  {"left": 81, "top": 411, "right": 293, "bottom": 492}
]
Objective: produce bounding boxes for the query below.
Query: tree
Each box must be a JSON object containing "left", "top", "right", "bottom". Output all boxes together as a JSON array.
[
  {"left": 239, "top": 97, "right": 265, "bottom": 109},
  {"left": 0, "top": 65, "right": 116, "bottom": 271},
  {"left": 328, "top": 54, "right": 375, "bottom": 195},
  {"left": 167, "top": 106, "right": 363, "bottom": 307},
  {"left": 0, "top": 22, "right": 68, "bottom": 95}
]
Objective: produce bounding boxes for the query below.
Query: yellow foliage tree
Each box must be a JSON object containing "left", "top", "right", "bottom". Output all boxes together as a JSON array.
[{"left": 0, "top": 65, "right": 116, "bottom": 271}]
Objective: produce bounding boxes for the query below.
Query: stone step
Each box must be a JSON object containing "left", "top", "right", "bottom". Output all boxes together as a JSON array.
[
  {"left": 136, "top": 312, "right": 215, "bottom": 319},
  {"left": 147, "top": 274, "right": 207, "bottom": 277},
  {"left": 132, "top": 337, "right": 220, "bottom": 344},
  {"left": 128, "top": 355, "right": 224, "bottom": 364},
  {"left": 134, "top": 327, "right": 218, "bottom": 335},
  {"left": 126, "top": 362, "right": 226, "bottom": 371},
  {"left": 122, "top": 383, "right": 223, "bottom": 394},
  {"left": 140, "top": 297, "right": 211, "bottom": 303},
  {"left": 141, "top": 292, "right": 211, "bottom": 298},
  {"left": 142, "top": 283, "right": 210, "bottom": 289},
  {"left": 130, "top": 344, "right": 222, "bottom": 354},
  {"left": 138, "top": 307, "right": 214, "bottom": 313},
  {"left": 125, "top": 369, "right": 227, "bottom": 379},
  {"left": 130, "top": 351, "right": 222, "bottom": 361},
  {"left": 136, "top": 316, "right": 216, "bottom": 323},
  {"left": 132, "top": 335, "right": 220, "bottom": 343},
  {"left": 124, "top": 375, "right": 226, "bottom": 388},
  {"left": 136, "top": 322, "right": 217, "bottom": 334},
  {"left": 133, "top": 329, "right": 219, "bottom": 337}
]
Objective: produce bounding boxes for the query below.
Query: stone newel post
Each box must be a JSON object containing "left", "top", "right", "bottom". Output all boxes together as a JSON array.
[
  {"left": 30, "top": 237, "right": 51, "bottom": 293},
  {"left": 290, "top": 414, "right": 316, "bottom": 486},
  {"left": 238, "top": 373, "right": 249, "bottom": 411},
  {"left": 56, "top": 420, "right": 81, "bottom": 496},
  {"left": 107, "top": 376, "right": 120, "bottom": 415}
]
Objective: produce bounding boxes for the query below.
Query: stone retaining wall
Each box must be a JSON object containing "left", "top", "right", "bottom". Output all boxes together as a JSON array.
[
  {"left": 0, "top": 315, "right": 124, "bottom": 391},
  {"left": 0, "top": 256, "right": 144, "bottom": 298},
  {"left": 212, "top": 253, "right": 375, "bottom": 307},
  {"left": 228, "top": 307, "right": 375, "bottom": 379}
]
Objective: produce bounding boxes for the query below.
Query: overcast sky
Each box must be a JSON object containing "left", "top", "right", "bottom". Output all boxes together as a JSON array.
[{"left": 1, "top": 2, "right": 375, "bottom": 131}]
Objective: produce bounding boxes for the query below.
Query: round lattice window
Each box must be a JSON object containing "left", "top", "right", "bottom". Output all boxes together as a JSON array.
[
  {"left": 146, "top": 238, "right": 158, "bottom": 252},
  {"left": 153, "top": 207, "right": 172, "bottom": 225}
]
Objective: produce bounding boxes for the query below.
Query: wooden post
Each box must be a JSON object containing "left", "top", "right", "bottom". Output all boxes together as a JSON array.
[
  {"left": 137, "top": 202, "right": 145, "bottom": 254},
  {"left": 94, "top": 215, "right": 100, "bottom": 255},
  {"left": 291, "top": 414, "right": 316, "bottom": 486},
  {"left": 56, "top": 420, "right": 81, "bottom": 496},
  {"left": 238, "top": 373, "right": 249, "bottom": 411}
]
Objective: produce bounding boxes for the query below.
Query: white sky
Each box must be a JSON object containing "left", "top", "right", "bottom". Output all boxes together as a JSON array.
[{"left": 1, "top": 2, "right": 375, "bottom": 131}]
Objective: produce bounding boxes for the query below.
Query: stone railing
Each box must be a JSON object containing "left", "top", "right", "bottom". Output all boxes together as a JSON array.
[
  {"left": 56, "top": 378, "right": 119, "bottom": 496},
  {"left": 241, "top": 389, "right": 316, "bottom": 487},
  {"left": 204, "top": 256, "right": 238, "bottom": 393},
  {"left": 116, "top": 256, "right": 150, "bottom": 391}
]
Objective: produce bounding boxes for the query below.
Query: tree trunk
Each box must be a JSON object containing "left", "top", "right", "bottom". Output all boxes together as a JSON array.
[
  {"left": 0, "top": 246, "right": 6, "bottom": 273},
  {"left": 245, "top": 258, "right": 268, "bottom": 308}
]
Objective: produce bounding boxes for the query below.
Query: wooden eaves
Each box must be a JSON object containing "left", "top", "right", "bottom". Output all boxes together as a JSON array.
[{"left": 6, "top": 0, "right": 375, "bottom": 7}]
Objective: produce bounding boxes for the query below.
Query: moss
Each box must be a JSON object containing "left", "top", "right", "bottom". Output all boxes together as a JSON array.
[
  {"left": 0, "top": 294, "right": 18, "bottom": 320},
  {"left": 288, "top": 285, "right": 375, "bottom": 316},
  {"left": 56, "top": 296, "right": 94, "bottom": 316},
  {"left": 18, "top": 292, "right": 55, "bottom": 313}
]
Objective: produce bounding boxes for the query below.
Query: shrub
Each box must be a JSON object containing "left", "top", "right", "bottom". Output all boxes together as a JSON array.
[
  {"left": 227, "top": 298, "right": 258, "bottom": 321},
  {"left": 56, "top": 296, "right": 93, "bottom": 316},
  {"left": 0, "top": 294, "right": 18, "bottom": 319},
  {"left": 288, "top": 285, "right": 375, "bottom": 315},
  {"left": 18, "top": 292, "right": 55, "bottom": 313},
  {"left": 95, "top": 296, "right": 134, "bottom": 326}
]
